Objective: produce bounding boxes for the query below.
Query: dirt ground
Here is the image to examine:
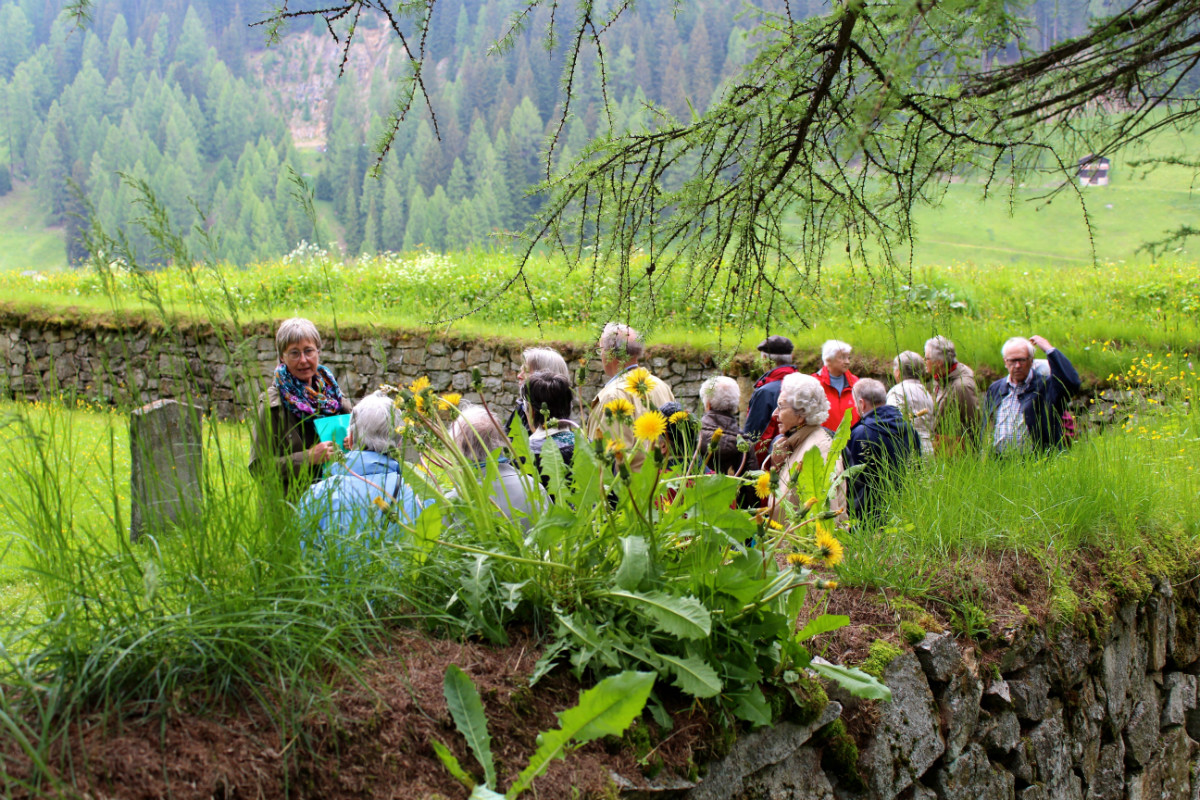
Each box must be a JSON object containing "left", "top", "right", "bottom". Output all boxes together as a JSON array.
[{"left": 0, "top": 547, "right": 1125, "bottom": 799}]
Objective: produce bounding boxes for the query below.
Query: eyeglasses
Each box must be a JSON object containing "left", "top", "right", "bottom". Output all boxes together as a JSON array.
[
  {"left": 1004, "top": 357, "right": 1030, "bottom": 365},
  {"left": 283, "top": 347, "right": 320, "bottom": 361}
]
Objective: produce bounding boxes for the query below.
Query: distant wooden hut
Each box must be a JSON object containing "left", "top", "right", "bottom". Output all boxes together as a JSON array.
[{"left": 1077, "top": 155, "right": 1110, "bottom": 187}]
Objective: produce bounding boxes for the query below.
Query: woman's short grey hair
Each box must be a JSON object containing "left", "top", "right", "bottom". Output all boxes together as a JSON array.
[
  {"left": 1001, "top": 336, "right": 1036, "bottom": 359},
  {"left": 777, "top": 373, "right": 830, "bottom": 426},
  {"left": 449, "top": 405, "right": 509, "bottom": 461},
  {"left": 276, "top": 317, "right": 322, "bottom": 359},
  {"left": 699, "top": 376, "right": 740, "bottom": 415},
  {"left": 821, "top": 339, "right": 852, "bottom": 364},
  {"left": 852, "top": 378, "right": 888, "bottom": 410},
  {"left": 923, "top": 335, "right": 956, "bottom": 365},
  {"left": 767, "top": 352, "right": 794, "bottom": 366},
  {"left": 522, "top": 347, "right": 570, "bottom": 381},
  {"left": 348, "top": 392, "right": 402, "bottom": 453},
  {"left": 893, "top": 351, "right": 925, "bottom": 381},
  {"left": 598, "top": 322, "right": 645, "bottom": 361}
]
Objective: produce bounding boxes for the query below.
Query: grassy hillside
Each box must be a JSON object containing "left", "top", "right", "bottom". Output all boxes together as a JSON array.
[{"left": 0, "top": 183, "right": 67, "bottom": 272}]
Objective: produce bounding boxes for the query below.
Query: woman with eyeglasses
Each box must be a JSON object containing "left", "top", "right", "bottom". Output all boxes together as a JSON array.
[{"left": 250, "top": 317, "right": 352, "bottom": 497}]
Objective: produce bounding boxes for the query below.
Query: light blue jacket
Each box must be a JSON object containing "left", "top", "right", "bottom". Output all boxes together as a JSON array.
[{"left": 297, "top": 450, "right": 429, "bottom": 556}]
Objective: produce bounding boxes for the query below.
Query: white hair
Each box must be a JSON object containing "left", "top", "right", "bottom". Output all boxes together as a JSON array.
[
  {"left": 923, "top": 335, "right": 956, "bottom": 365},
  {"left": 699, "top": 376, "right": 740, "bottom": 415},
  {"left": 821, "top": 339, "right": 852, "bottom": 364},
  {"left": 275, "top": 317, "right": 322, "bottom": 358},
  {"left": 522, "top": 347, "right": 570, "bottom": 381},
  {"left": 598, "top": 323, "right": 645, "bottom": 361},
  {"left": 1001, "top": 337, "right": 1035, "bottom": 360},
  {"left": 348, "top": 392, "right": 402, "bottom": 453},
  {"left": 893, "top": 351, "right": 925, "bottom": 381},
  {"left": 767, "top": 352, "right": 793, "bottom": 366},
  {"left": 777, "top": 373, "right": 830, "bottom": 426},
  {"left": 852, "top": 378, "right": 888, "bottom": 411},
  {"left": 449, "top": 404, "right": 509, "bottom": 461}
]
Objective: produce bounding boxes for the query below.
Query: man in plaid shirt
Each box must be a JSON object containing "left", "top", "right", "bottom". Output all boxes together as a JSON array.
[{"left": 985, "top": 335, "right": 1081, "bottom": 454}]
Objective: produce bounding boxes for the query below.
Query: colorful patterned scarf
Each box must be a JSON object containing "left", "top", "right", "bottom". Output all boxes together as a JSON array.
[{"left": 274, "top": 363, "right": 344, "bottom": 419}]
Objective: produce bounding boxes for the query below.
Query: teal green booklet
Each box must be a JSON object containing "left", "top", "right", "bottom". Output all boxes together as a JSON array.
[{"left": 313, "top": 413, "right": 351, "bottom": 451}]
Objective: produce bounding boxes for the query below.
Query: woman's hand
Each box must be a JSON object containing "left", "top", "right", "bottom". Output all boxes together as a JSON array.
[{"left": 307, "top": 441, "right": 339, "bottom": 465}]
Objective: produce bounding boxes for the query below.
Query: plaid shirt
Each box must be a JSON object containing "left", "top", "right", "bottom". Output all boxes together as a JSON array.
[{"left": 992, "top": 376, "right": 1031, "bottom": 452}]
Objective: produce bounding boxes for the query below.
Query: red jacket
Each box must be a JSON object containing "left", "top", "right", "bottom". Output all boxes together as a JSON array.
[{"left": 813, "top": 366, "right": 859, "bottom": 433}]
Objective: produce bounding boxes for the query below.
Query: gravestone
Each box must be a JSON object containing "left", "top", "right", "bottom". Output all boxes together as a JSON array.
[{"left": 130, "top": 399, "right": 204, "bottom": 541}]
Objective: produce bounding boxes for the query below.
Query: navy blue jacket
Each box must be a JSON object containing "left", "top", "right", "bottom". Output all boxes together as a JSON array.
[
  {"left": 744, "top": 365, "right": 799, "bottom": 440},
  {"left": 983, "top": 348, "right": 1081, "bottom": 452},
  {"left": 843, "top": 405, "right": 918, "bottom": 523}
]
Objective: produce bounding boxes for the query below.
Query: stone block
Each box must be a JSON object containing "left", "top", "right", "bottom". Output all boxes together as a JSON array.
[
  {"left": 1123, "top": 682, "right": 1161, "bottom": 767},
  {"left": 1144, "top": 580, "right": 1174, "bottom": 673},
  {"left": 940, "top": 667, "right": 982, "bottom": 761},
  {"left": 1028, "top": 709, "right": 1083, "bottom": 800},
  {"left": 1008, "top": 664, "right": 1052, "bottom": 721},
  {"left": 1143, "top": 726, "right": 1196, "bottom": 800},
  {"left": 916, "top": 633, "right": 963, "bottom": 683},
  {"left": 929, "top": 744, "right": 1015, "bottom": 800},
  {"left": 1102, "top": 603, "right": 1138, "bottom": 729},
  {"left": 1162, "top": 673, "right": 1196, "bottom": 728},
  {"left": 1085, "top": 738, "right": 1125, "bottom": 800},
  {"left": 980, "top": 708, "right": 1020, "bottom": 756},
  {"left": 686, "top": 701, "right": 841, "bottom": 800},
  {"left": 859, "top": 653, "right": 945, "bottom": 800}
]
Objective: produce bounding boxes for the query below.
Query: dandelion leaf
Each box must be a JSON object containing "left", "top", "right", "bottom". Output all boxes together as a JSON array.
[
  {"left": 606, "top": 589, "right": 711, "bottom": 639},
  {"left": 443, "top": 665, "right": 497, "bottom": 788}
]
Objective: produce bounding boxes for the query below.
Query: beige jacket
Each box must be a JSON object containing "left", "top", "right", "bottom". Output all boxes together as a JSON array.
[
  {"left": 772, "top": 424, "right": 847, "bottom": 522},
  {"left": 586, "top": 366, "right": 676, "bottom": 471},
  {"left": 932, "top": 362, "right": 981, "bottom": 445}
]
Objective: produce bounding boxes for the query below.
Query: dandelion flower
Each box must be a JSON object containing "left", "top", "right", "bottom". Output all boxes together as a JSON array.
[
  {"left": 372, "top": 497, "right": 390, "bottom": 511},
  {"left": 668, "top": 410, "right": 689, "bottom": 424},
  {"left": 787, "top": 553, "right": 814, "bottom": 567},
  {"left": 409, "top": 376, "right": 431, "bottom": 392},
  {"left": 633, "top": 411, "right": 668, "bottom": 443},
  {"left": 624, "top": 367, "right": 658, "bottom": 399},
  {"left": 606, "top": 438, "right": 627, "bottom": 458},
  {"left": 754, "top": 471, "right": 772, "bottom": 500},
  {"left": 815, "top": 530, "right": 844, "bottom": 567},
  {"left": 710, "top": 427, "right": 724, "bottom": 444},
  {"left": 767, "top": 519, "right": 783, "bottom": 530},
  {"left": 438, "top": 392, "right": 462, "bottom": 411},
  {"left": 605, "top": 397, "right": 635, "bottom": 419},
  {"left": 818, "top": 580, "right": 838, "bottom": 590}
]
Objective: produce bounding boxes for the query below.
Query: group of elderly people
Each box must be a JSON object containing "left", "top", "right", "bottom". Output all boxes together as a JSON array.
[{"left": 250, "top": 317, "right": 1081, "bottom": 542}]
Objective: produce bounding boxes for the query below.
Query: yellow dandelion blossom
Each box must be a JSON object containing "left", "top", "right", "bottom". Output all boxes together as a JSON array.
[
  {"left": 414, "top": 395, "right": 427, "bottom": 414},
  {"left": 767, "top": 519, "right": 783, "bottom": 530},
  {"left": 438, "top": 392, "right": 462, "bottom": 411},
  {"left": 668, "top": 410, "right": 689, "bottom": 424},
  {"left": 606, "top": 438, "right": 627, "bottom": 457},
  {"left": 815, "top": 530, "right": 844, "bottom": 567},
  {"left": 409, "top": 376, "right": 431, "bottom": 392},
  {"left": 787, "top": 553, "right": 814, "bottom": 567},
  {"left": 633, "top": 411, "right": 668, "bottom": 443},
  {"left": 372, "top": 497, "right": 390, "bottom": 511},
  {"left": 754, "top": 472, "right": 772, "bottom": 500},
  {"left": 624, "top": 367, "right": 658, "bottom": 398},
  {"left": 710, "top": 427, "right": 724, "bottom": 444},
  {"left": 818, "top": 580, "right": 839, "bottom": 590},
  {"left": 605, "top": 397, "right": 635, "bottom": 418}
]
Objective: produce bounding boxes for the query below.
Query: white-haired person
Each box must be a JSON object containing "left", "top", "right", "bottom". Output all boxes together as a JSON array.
[
  {"left": 844, "top": 378, "right": 919, "bottom": 524},
  {"left": 698, "top": 376, "right": 747, "bottom": 476},
  {"left": 886, "top": 351, "right": 935, "bottom": 457},
  {"left": 297, "top": 393, "right": 429, "bottom": 552},
  {"left": 506, "top": 346, "right": 572, "bottom": 435},
  {"left": 812, "top": 339, "right": 859, "bottom": 433},
  {"left": 446, "top": 404, "right": 541, "bottom": 525},
  {"left": 767, "top": 373, "right": 846, "bottom": 522},
  {"left": 250, "top": 317, "right": 352, "bottom": 497},
  {"left": 984, "top": 335, "right": 1081, "bottom": 454},
  {"left": 923, "top": 334, "right": 981, "bottom": 450},
  {"left": 586, "top": 322, "right": 676, "bottom": 470}
]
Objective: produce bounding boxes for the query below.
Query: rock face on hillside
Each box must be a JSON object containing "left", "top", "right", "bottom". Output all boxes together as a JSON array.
[{"left": 631, "top": 576, "right": 1200, "bottom": 800}]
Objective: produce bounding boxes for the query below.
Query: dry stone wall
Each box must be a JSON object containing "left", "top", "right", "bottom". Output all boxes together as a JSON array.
[
  {"left": 644, "top": 576, "right": 1200, "bottom": 800},
  {"left": 0, "top": 319, "right": 760, "bottom": 420}
]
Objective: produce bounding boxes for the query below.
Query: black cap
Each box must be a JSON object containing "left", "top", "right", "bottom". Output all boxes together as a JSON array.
[{"left": 757, "top": 335, "right": 793, "bottom": 355}]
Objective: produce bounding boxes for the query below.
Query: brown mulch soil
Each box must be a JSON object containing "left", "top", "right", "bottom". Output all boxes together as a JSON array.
[
  {"left": 0, "top": 630, "right": 719, "bottom": 800},
  {"left": 0, "top": 547, "right": 1140, "bottom": 799}
]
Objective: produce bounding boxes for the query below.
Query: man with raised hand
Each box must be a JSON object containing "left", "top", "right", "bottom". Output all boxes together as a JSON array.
[
  {"left": 924, "top": 335, "right": 981, "bottom": 451},
  {"left": 985, "top": 334, "right": 1081, "bottom": 454}
]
